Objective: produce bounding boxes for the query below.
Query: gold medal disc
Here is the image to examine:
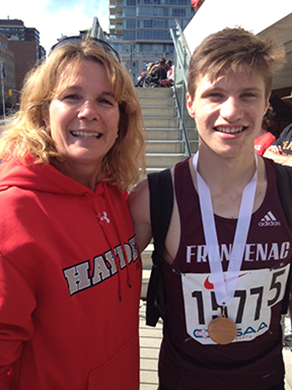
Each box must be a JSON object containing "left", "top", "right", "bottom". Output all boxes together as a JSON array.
[{"left": 208, "top": 316, "right": 237, "bottom": 345}]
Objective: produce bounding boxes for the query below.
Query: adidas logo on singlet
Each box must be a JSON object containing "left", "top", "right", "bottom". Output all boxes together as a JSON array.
[{"left": 258, "top": 211, "right": 281, "bottom": 227}]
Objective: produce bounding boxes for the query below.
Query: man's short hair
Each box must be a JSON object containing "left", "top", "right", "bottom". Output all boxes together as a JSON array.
[{"left": 187, "top": 27, "right": 286, "bottom": 99}]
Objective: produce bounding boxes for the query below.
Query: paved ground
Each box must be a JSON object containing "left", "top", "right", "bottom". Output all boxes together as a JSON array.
[
  {"left": 139, "top": 302, "right": 292, "bottom": 390},
  {"left": 139, "top": 302, "right": 162, "bottom": 390}
]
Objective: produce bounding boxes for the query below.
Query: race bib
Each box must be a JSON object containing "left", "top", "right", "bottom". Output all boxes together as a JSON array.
[{"left": 181, "top": 265, "right": 290, "bottom": 345}]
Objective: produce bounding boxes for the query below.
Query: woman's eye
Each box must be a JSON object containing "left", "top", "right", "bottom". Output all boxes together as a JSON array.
[
  {"left": 99, "top": 98, "right": 114, "bottom": 106},
  {"left": 64, "top": 94, "right": 79, "bottom": 100}
]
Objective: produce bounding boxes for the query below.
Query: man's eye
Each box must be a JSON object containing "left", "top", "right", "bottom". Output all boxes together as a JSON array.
[
  {"left": 242, "top": 92, "right": 256, "bottom": 98},
  {"left": 207, "top": 93, "right": 223, "bottom": 99}
]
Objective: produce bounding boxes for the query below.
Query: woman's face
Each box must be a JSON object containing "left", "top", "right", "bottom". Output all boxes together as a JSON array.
[{"left": 45, "top": 60, "right": 120, "bottom": 182}]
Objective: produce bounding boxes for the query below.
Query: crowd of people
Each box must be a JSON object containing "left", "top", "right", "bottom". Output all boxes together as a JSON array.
[
  {"left": 0, "top": 25, "right": 292, "bottom": 390},
  {"left": 135, "top": 57, "right": 175, "bottom": 88}
]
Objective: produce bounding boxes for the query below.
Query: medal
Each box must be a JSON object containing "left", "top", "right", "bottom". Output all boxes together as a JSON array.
[
  {"left": 192, "top": 152, "right": 258, "bottom": 344},
  {"left": 208, "top": 304, "right": 237, "bottom": 345},
  {"left": 192, "top": 152, "right": 258, "bottom": 307}
]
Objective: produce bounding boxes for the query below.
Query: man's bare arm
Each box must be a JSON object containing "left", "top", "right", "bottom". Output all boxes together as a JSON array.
[
  {"left": 128, "top": 179, "right": 153, "bottom": 253},
  {"left": 263, "top": 146, "right": 291, "bottom": 164}
]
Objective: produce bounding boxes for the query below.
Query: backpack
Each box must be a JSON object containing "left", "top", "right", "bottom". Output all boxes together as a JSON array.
[{"left": 146, "top": 163, "right": 292, "bottom": 326}]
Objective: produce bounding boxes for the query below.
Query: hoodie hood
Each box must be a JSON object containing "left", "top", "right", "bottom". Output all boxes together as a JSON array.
[{"left": 0, "top": 154, "right": 100, "bottom": 196}]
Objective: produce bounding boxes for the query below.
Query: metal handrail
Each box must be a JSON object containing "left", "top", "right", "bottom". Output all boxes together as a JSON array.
[
  {"left": 170, "top": 27, "right": 188, "bottom": 89},
  {"left": 169, "top": 21, "right": 193, "bottom": 157}
]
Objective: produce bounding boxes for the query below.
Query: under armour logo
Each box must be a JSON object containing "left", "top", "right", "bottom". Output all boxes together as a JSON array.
[{"left": 98, "top": 211, "right": 110, "bottom": 224}]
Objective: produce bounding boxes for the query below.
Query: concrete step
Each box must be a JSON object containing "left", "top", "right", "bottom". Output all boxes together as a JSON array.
[
  {"left": 141, "top": 269, "right": 151, "bottom": 299},
  {"left": 190, "top": 140, "right": 199, "bottom": 154},
  {"left": 141, "top": 247, "right": 153, "bottom": 269},
  {"left": 144, "top": 117, "right": 179, "bottom": 128},
  {"left": 139, "top": 97, "right": 175, "bottom": 107},
  {"left": 136, "top": 87, "right": 173, "bottom": 98},
  {"left": 142, "top": 106, "right": 177, "bottom": 117},
  {"left": 185, "top": 117, "right": 196, "bottom": 130},
  {"left": 141, "top": 244, "right": 154, "bottom": 299},
  {"left": 146, "top": 128, "right": 182, "bottom": 140},
  {"left": 146, "top": 153, "right": 186, "bottom": 168},
  {"left": 146, "top": 140, "right": 198, "bottom": 154},
  {"left": 144, "top": 167, "right": 167, "bottom": 175},
  {"left": 146, "top": 140, "right": 184, "bottom": 153}
]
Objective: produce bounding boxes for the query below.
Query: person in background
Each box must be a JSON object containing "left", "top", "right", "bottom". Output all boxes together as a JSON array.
[
  {"left": 191, "top": 0, "right": 205, "bottom": 12},
  {"left": 264, "top": 121, "right": 292, "bottom": 165},
  {"left": 136, "top": 61, "right": 154, "bottom": 87},
  {"left": 0, "top": 37, "right": 145, "bottom": 390},
  {"left": 129, "top": 27, "right": 289, "bottom": 390},
  {"left": 160, "top": 60, "right": 175, "bottom": 88},
  {"left": 142, "top": 58, "right": 167, "bottom": 88},
  {"left": 263, "top": 92, "right": 292, "bottom": 347},
  {"left": 254, "top": 104, "right": 276, "bottom": 156}
]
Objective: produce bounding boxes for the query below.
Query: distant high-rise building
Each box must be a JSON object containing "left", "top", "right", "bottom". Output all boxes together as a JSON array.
[
  {"left": 0, "top": 32, "right": 15, "bottom": 115},
  {"left": 0, "top": 18, "right": 46, "bottom": 92},
  {"left": 108, "top": 0, "right": 193, "bottom": 81}
]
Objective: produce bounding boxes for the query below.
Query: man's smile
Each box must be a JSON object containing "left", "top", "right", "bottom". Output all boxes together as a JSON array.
[{"left": 214, "top": 126, "right": 247, "bottom": 134}]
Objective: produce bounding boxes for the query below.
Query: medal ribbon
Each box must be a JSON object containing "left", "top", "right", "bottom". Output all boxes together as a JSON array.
[{"left": 192, "top": 152, "right": 258, "bottom": 307}]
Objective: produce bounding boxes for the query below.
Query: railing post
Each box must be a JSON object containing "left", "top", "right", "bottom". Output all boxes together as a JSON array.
[{"left": 170, "top": 25, "right": 191, "bottom": 157}]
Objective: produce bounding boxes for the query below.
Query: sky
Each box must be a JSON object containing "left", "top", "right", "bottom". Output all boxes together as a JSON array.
[{"left": 1, "top": 0, "right": 110, "bottom": 54}]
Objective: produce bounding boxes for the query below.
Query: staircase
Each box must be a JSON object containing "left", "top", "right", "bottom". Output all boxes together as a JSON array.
[{"left": 135, "top": 87, "right": 198, "bottom": 298}]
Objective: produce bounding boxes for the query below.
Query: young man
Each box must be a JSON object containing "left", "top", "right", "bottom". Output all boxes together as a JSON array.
[{"left": 129, "top": 27, "right": 290, "bottom": 390}]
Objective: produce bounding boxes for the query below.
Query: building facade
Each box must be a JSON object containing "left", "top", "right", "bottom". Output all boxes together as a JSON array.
[
  {"left": 108, "top": 0, "right": 193, "bottom": 81},
  {"left": 0, "top": 33, "right": 15, "bottom": 115},
  {"left": 0, "top": 19, "right": 46, "bottom": 94}
]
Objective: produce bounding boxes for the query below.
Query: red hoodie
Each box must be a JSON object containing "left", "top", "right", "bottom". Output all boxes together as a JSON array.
[{"left": 0, "top": 155, "right": 142, "bottom": 390}]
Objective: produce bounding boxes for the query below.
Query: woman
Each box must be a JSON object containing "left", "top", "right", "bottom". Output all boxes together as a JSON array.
[{"left": 0, "top": 37, "right": 145, "bottom": 390}]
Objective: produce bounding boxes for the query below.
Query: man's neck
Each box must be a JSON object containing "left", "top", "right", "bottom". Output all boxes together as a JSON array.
[
  {"left": 196, "top": 149, "right": 257, "bottom": 192},
  {"left": 190, "top": 148, "right": 265, "bottom": 219}
]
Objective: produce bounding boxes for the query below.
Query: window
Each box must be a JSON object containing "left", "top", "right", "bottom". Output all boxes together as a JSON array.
[
  {"left": 124, "top": 19, "right": 136, "bottom": 28},
  {"left": 124, "top": 30, "right": 136, "bottom": 40},
  {"left": 143, "top": 19, "right": 153, "bottom": 28},
  {"left": 171, "top": 8, "right": 186, "bottom": 17},
  {"left": 153, "top": 7, "right": 164, "bottom": 16},
  {"left": 124, "top": 7, "right": 137, "bottom": 16},
  {"left": 137, "top": 6, "right": 153, "bottom": 15},
  {"left": 153, "top": 19, "right": 165, "bottom": 28}
]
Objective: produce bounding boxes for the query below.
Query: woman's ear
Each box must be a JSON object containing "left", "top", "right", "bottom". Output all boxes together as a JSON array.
[
  {"left": 42, "top": 106, "right": 50, "bottom": 130},
  {"left": 186, "top": 92, "right": 195, "bottom": 118}
]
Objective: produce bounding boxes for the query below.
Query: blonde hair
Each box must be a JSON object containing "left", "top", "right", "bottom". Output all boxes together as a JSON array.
[
  {"left": 187, "top": 27, "right": 286, "bottom": 100},
  {"left": 0, "top": 39, "right": 146, "bottom": 191}
]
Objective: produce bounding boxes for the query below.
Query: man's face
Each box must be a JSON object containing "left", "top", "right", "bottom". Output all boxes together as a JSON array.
[{"left": 186, "top": 69, "right": 269, "bottom": 158}]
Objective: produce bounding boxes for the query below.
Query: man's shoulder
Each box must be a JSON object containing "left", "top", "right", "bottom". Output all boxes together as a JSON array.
[{"left": 280, "top": 122, "right": 292, "bottom": 138}]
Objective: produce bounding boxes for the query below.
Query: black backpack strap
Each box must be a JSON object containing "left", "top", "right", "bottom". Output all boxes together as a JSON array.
[
  {"left": 146, "top": 169, "right": 173, "bottom": 326},
  {"left": 275, "top": 163, "right": 292, "bottom": 314}
]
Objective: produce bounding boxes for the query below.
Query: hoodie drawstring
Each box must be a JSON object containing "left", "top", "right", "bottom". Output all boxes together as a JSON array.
[
  {"left": 103, "top": 184, "right": 132, "bottom": 290},
  {"left": 84, "top": 184, "right": 132, "bottom": 302}
]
